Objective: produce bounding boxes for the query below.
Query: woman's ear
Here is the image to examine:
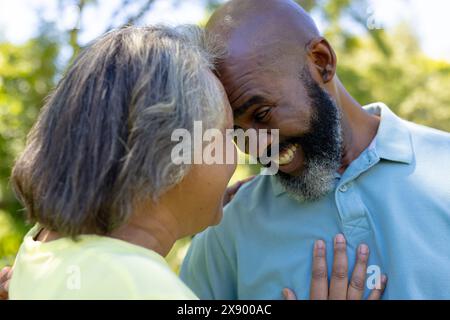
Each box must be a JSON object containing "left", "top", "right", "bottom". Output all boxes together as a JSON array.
[{"left": 306, "top": 37, "right": 337, "bottom": 83}]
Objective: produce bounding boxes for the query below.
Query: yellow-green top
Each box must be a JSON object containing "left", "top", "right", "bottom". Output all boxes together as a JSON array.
[{"left": 9, "top": 224, "right": 197, "bottom": 300}]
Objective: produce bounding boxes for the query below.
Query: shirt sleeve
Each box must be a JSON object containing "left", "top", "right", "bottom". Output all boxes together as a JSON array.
[{"left": 180, "top": 226, "right": 237, "bottom": 300}]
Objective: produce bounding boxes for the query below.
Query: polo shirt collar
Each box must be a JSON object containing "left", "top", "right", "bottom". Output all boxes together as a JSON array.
[{"left": 364, "top": 102, "right": 413, "bottom": 164}]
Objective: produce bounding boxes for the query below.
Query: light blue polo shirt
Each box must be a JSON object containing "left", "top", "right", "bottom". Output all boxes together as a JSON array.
[{"left": 180, "top": 103, "right": 450, "bottom": 300}]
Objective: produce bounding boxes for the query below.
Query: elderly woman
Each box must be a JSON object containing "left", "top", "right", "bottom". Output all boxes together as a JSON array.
[{"left": 4, "top": 25, "right": 384, "bottom": 299}]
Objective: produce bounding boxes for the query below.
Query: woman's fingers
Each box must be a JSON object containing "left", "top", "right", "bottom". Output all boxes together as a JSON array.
[
  {"left": 0, "top": 267, "right": 9, "bottom": 281},
  {"left": 223, "top": 176, "right": 255, "bottom": 206},
  {"left": 309, "top": 239, "right": 328, "bottom": 300},
  {"left": 328, "top": 234, "right": 349, "bottom": 300},
  {"left": 306, "top": 236, "right": 387, "bottom": 300},
  {"left": 329, "top": 234, "right": 348, "bottom": 300},
  {"left": 367, "top": 275, "right": 388, "bottom": 300},
  {"left": 347, "top": 244, "right": 370, "bottom": 300},
  {"left": 282, "top": 288, "right": 297, "bottom": 300},
  {"left": 0, "top": 266, "right": 12, "bottom": 300}
]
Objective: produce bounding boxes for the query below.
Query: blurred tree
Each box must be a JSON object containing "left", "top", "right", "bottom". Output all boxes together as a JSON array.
[
  {"left": 62, "top": 0, "right": 159, "bottom": 61},
  {"left": 0, "top": 31, "right": 59, "bottom": 265},
  {"left": 337, "top": 23, "right": 450, "bottom": 131}
]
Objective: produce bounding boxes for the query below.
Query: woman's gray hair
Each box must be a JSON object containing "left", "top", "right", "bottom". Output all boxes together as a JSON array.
[{"left": 11, "top": 25, "right": 226, "bottom": 237}]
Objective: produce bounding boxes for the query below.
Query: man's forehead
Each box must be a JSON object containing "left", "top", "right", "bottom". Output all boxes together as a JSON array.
[
  {"left": 223, "top": 18, "right": 305, "bottom": 61},
  {"left": 218, "top": 43, "right": 299, "bottom": 92},
  {"left": 221, "top": 66, "right": 275, "bottom": 104},
  {"left": 218, "top": 50, "right": 296, "bottom": 107}
]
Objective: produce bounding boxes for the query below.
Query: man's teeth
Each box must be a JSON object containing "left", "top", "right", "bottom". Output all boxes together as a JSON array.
[{"left": 274, "top": 143, "right": 299, "bottom": 166}]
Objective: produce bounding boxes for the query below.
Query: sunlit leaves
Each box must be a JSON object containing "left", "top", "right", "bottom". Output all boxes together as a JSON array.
[{"left": 0, "top": 35, "right": 59, "bottom": 260}]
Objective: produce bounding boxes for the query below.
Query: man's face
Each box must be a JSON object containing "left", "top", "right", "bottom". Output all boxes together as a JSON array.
[{"left": 220, "top": 54, "right": 343, "bottom": 201}]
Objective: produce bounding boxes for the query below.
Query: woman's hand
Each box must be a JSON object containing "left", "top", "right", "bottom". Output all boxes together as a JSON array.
[
  {"left": 0, "top": 266, "right": 12, "bottom": 300},
  {"left": 223, "top": 176, "right": 255, "bottom": 206},
  {"left": 283, "top": 234, "right": 387, "bottom": 300}
]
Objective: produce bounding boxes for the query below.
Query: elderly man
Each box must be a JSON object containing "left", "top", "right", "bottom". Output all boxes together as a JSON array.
[{"left": 180, "top": 0, "right": 450, "bottom": 299}]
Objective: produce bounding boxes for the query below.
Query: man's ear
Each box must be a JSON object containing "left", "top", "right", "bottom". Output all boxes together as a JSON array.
[{"left": 306, "top": 37, "right": 337, "bottom": 83}]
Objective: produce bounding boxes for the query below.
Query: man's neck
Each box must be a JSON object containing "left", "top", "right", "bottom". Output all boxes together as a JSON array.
[{"left": 334, "top": 79, "right": 380, "bottom": 174}]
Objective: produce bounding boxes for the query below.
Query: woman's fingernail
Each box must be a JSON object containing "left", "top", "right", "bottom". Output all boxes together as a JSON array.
[
  {"left": 359, "top": 243, "right": 369, "bottom": 255},
  {"left": 381, "top": 274, "right": 388, "bottom": 284},
  {"left": 335, "top": 233, "right": 345, "bottom": 244},
  {"left": 315, "top": 239, "right": 325, "bottom": 249}
]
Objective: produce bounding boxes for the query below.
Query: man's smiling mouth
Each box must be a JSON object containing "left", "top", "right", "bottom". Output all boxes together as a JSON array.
[{"left": 273, "top": 142, "right": 299, "bottom": 166}]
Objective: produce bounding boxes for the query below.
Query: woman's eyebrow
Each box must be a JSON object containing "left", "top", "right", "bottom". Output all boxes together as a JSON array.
[{"left": 233, "top": 95, "right": 267, "bottom": 119}]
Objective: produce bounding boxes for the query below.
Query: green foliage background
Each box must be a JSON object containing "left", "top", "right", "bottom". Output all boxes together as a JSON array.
[{"left": 1, "top": 0, "right": 449, "bottom": 272}]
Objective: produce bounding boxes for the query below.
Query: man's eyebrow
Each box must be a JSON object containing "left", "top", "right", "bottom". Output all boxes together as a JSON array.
[{"left": 233, "top": 95, "right": 267, "bottom": 119}]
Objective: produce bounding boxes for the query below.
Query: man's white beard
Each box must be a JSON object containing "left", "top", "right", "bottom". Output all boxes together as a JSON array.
[{"left": 277, "top": 148, "right": 341, "bottom": 202}]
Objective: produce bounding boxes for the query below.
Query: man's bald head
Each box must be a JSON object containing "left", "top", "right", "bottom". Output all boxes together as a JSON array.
[{"left": 206, "top": 0, "right": 321, "bottom": 66}]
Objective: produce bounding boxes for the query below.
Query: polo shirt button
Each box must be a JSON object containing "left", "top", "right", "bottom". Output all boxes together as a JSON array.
[{"left": 339, "top": 184, "right": 348, "bottom": 192}]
